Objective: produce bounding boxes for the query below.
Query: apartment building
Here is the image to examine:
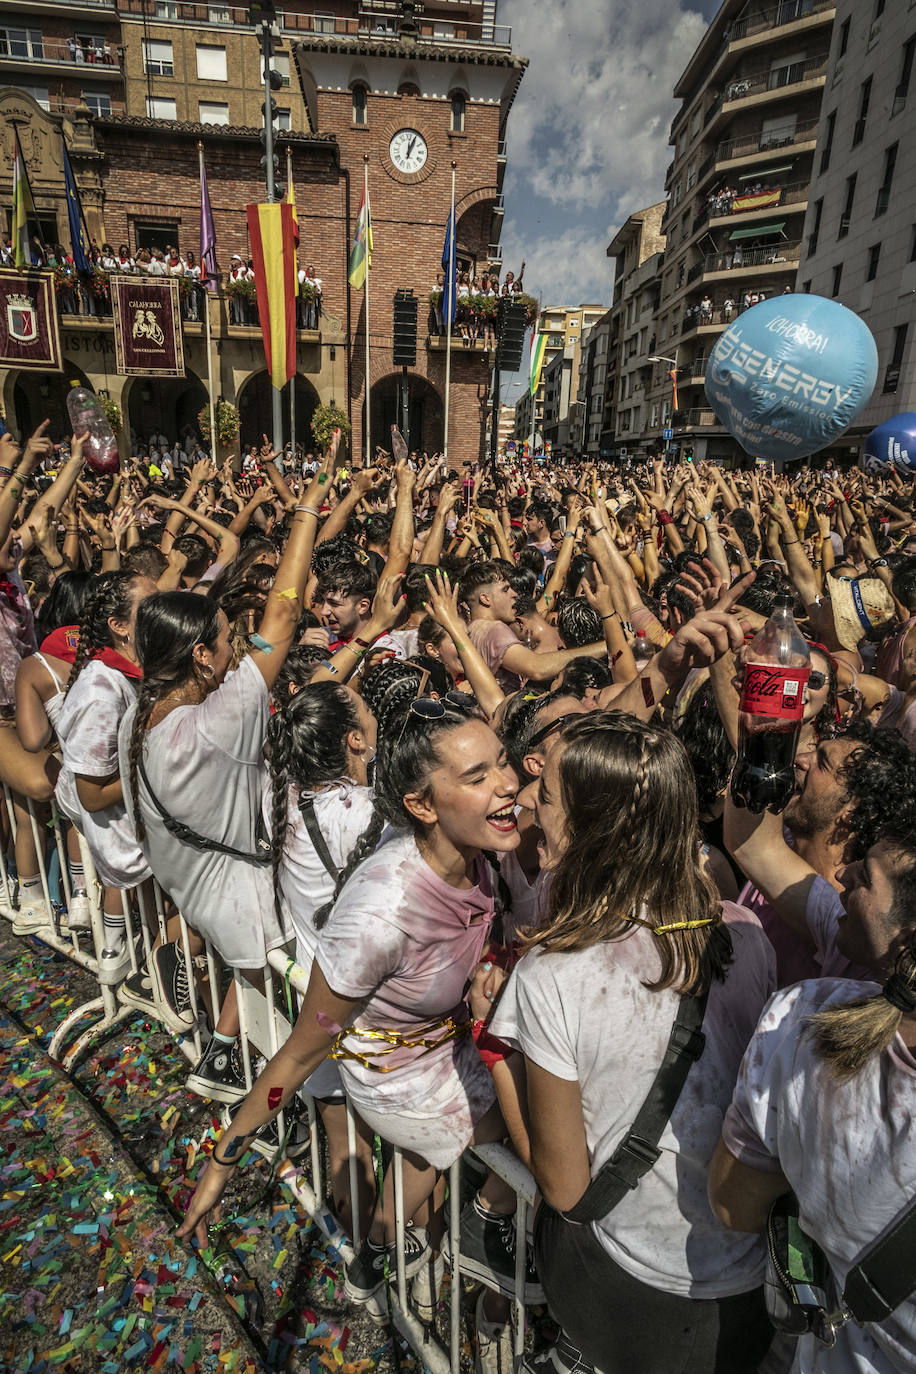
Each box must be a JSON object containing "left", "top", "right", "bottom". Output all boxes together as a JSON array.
[
  {"left": 514, "top": 301, "right": 605, "bottom": 444},
  {"left": 604, "top": 201, "right": 665, "bottom": 457},
  {"left": 797, "top": 0, "right": 916, "bottom": 452},
  {"left": 0, "top": 1, "right": 124, "bottom": 126},
  {"left": 541, "top": 344, "right": 575, "bottom": 452},
  {"left": 572, "top": 308, "right": 612, "bottom": 456},
  {"left": 647, "top": 0, "right": 835, "bottom": 463}
]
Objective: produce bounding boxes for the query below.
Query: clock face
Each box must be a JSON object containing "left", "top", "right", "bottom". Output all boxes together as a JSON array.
[{"left": 389, "top": 128, "right": 428, "bottom": 174}]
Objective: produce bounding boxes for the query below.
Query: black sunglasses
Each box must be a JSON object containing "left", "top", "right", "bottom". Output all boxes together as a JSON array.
[
  {"left": 809, "top": 670, "right": 827, "bottom": 691},
  {"left": 527, "top": 712, "right": 581, "bottom": 754}
]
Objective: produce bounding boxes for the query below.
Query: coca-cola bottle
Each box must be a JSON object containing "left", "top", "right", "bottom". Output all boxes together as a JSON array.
[
  {"left": 65, "top": 386, "right": 119, "bottom": 474},
  {"left": 731, "top": 592, "right": 811, "bottom": 814}
]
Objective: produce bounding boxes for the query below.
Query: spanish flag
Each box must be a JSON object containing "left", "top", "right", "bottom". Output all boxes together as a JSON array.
[
  {"left": 348, "top": 186, "right": 372, "bottom": 290},
  {"left": 246, "top": 201, "right": 297, "bottom": 391}
]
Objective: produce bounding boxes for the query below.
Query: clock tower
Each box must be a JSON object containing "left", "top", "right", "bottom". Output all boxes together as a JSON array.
[{"left": 292, "top": 1, "right": 526, "bottom": 461}]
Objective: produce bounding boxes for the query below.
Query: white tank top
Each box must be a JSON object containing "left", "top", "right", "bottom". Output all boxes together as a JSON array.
[{"left": 33, "top": 651, "right": 66, "bottom": 731}]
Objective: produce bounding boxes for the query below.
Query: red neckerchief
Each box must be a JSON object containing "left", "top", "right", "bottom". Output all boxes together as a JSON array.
[{"left": 41, "top": 624, "right": 143, "bottom": 680}]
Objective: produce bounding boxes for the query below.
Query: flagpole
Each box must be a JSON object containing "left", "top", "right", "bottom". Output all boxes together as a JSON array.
[
  {"left": 362, "top": 155, "right": 371, "bottom": 468},
  {"left": 443, "top": 160, "right": 456, "bottom": 466},
  {"left": 287, "top": 145, "right": 296, "bottom": 463},
  {"left": 198, "top": 143, "right": 218, "bottom": 464}
]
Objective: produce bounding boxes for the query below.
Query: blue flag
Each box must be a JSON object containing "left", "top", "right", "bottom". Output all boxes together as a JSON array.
[
  {"left": 62, "top": 139, "right": 91, "bottom": 273},
  {"left": 441, "top": 205, "right": 456, "bottom": 325}
]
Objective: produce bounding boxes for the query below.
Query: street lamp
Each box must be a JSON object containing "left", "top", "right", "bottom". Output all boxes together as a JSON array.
[{"left": 648, "top": 350, "right": 680, "bottom": 455}]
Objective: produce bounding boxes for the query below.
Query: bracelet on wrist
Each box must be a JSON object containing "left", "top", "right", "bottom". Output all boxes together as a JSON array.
[
  {"left": 100, "top": 543, "right": 116, "bottom": 551},
  {"left": 294, "top": 504, "right": 320, "bottom": 516},
  {"left": 601, "top": 612, "right": 618, "bottom": 621},
  {"left": 782, "top": 538, "right": 800, "bottom": 546},
  {"left": 210, "top": 1149, "right": 241, "bottom": 1168}
]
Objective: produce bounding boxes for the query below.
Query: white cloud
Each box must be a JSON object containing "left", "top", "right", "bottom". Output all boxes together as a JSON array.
[{"left": 498, "top": 0, "right": 710, "bottom": 310}]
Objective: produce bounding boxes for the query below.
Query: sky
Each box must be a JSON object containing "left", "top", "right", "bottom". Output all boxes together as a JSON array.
[{"left": 495, "top": 0, "right": 721, "bottom": 406}]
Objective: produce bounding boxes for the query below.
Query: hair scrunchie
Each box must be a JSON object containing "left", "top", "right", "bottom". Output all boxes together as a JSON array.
[{"left": 882, "top": 973, "right": 916, "bottom": 1015}]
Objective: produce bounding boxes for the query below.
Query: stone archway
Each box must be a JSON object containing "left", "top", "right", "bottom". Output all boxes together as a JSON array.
[
  {"left": 125, "top": 370, "right": 208, "bottom": 448},
  {"left": 237, "top": 370, "right": 320, "bottom": 451},
  {"left": 13, "top": 360, "right": 95, "bottom": 441},
  {"left": 369, "top": 372, "right": 444, "bottom": 456}
]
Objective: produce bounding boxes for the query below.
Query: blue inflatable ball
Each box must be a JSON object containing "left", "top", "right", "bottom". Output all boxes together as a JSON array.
[
  {"left": 705, "top": 295, "right": 877, "bottom": 463},
  {"left": 862, "top": 413, "right": 916, "bottom": 476}
]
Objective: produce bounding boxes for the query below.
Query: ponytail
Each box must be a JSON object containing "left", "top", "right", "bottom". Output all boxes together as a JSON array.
[
  {"left": 807, "top": 947, "right": 916, "bottom": 1081},
  {"left": 66, "top": 570, "right": 141, "bottom": 692}
]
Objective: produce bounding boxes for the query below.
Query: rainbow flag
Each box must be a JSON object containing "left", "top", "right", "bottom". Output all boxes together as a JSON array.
[
  {"left": 348, "top": 187, "right": 372, "bottom": 290},
  {"left": 246, "top": 201, "right": 297, "bottom": 390},
  {"left": 529, "top": 331, "right": 546, "bottom": 397},
  {"left": 12, "top": 129, "right": 36, "bottom": 269}
]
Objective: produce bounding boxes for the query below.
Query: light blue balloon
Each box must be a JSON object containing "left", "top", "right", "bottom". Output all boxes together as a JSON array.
[
  {"left": 862, "top": 413, "right": 916, "bottom": 475},
  {"left": 705, "top": 295, "right": 878, "bottom": 463}
]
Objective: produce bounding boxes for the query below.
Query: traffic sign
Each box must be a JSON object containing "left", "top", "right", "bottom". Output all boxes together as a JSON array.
[
  {"left": 506, "top": 440, "right": 517, "bottom": 453},
  {"left": 663, "top": 427, "right": 674, "bottom": 440}
]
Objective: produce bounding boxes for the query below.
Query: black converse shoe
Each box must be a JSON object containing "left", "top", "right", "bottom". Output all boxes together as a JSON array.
[
  {"left": 523, "top": 1332, "right": 596, "bottom": 1374},
  {"left": 186, "top": 1036, "right": 248, "bottom": 1104},
  {"left": 151, "top": 941, "right": 196, "bottom": 1036},
  {"left": 445, "top": 1196, "right": 544, "bottom": 1303},
  {"left": 221, "top": 1097, "right": 311, "bottom": 1165},
  {"left": 118, "top": 961, "right": 159, "bottom": 1019},
  {"left": 344, "top": 1226, "right": 431, "bottom": 1307}
]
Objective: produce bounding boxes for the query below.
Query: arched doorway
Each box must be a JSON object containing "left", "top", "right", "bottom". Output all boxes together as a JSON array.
[
  {"left": 126, "top": 371, "right": 208, "bottom": 448},
  {"left": 238, "top": 371, "right": 320, "bottom": 451},
  {"left": 13, "top": 360, "right": 94, "bottom": 441},
  {"left": 370, "top": 373, "right": 443, "bottom": 455}
]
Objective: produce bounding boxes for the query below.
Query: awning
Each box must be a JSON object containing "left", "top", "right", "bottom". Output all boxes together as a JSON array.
[
  {"left": 730, "top": 222, "right": 786, "bottom": 240},
  {"left": 739, "top": 163, "right": 794, "bottom": 181}
]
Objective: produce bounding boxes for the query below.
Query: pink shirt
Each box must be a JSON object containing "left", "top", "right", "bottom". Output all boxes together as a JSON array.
[{"left": 468, "top": 618, "right": 523, "bottom": 694}]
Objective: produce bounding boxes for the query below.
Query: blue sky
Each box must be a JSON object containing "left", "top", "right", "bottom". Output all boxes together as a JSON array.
[{"left": 495, "top": 0, "right": 721, "bottom": 405}]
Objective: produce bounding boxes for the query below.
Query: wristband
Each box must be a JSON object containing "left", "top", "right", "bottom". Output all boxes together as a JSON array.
[
  {"left": 563, "top": 529, "right": 576, "bottom": 539},
  {"left": 590, "top": 523, "right": 608, "bottom": 533},
  {"left": 210, "top": 1148, "right": 241, "bottom": 1168},
  {"left": 657, "top": 509, "right": 673, "bottom": 526},
  {"left": 0, "top": 465, "right": 12, "bottom": 477},
  {"left": 353, "top": 635, "right": 376, "bottom": 650},
  {"left": 601, "top": 612, "right": 618, "bottom": 621},
  {"left": 471, "top": 1018, "right": 512, "bottom": 1074},
  {"left": 869, "top": 557, "right": 889, "bottom": 568},
  {"left": 782, "top": 538, "right": 800, "bottom": 546},
  {"left": 320, "top": 659, "right": 339, "bottom": 675},
  {"left": 700, "top": 512, "right": 715, "bottom": 523},
  {"left": 295, "top": 504, "right": 320, "bottom": 516}
]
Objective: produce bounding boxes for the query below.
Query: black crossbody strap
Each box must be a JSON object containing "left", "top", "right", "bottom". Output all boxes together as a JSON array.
[
  {"left": 562, "top": 987, "right": 709, "bottom": 1225},
  {"left": 297, "top": 793, "right": 340, "bottom": 882},
  {"left": 843, "top": 1197, "right": 916, "bottom": 1324},
  {"left": 137, "top": 752, "right": 270, "bottom": 865}
]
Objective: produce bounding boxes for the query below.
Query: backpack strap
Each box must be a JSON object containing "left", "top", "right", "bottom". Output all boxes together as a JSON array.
[
  {"left": 843, "top": 1197, "right": 916, "bottom": 1324},
  {"left": 137, "top": 752, "right": 270, "bottom": 865},
  {"left": 562, "top": 987, "right": 709, "bottom": 1225},
  {"left": 297, "top": 792, "right": 340, "bottom": 882}
]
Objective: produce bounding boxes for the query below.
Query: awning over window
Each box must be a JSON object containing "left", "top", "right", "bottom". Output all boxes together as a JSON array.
[{"left": 729, "top": 222, "right": 786, "bottom": 240}]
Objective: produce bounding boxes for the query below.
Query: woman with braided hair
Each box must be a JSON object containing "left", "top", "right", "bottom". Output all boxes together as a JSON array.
[
  {"left": 53, "top": 568, "right": 157, "bottom": 976},
  {"left": 263, "top": 680, "right": 380, "bottom": 1233},
  {"left": 711, "top": 817, "right": 916, "bottom": 1374},
  {"left": 490, "top": 711, "right": 776, "bottom": 1374}
]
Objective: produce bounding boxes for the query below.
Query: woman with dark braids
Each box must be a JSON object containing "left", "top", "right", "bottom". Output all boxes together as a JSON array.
[
  {"left": 118, "top": 442, "right": 338, "bottom": 1105},
  {"left": 53, "top": 569, "right": 157, "bottom": 978},
  {"left": 711, "top": 815, "right": 916, "bottom": 1374},
  {"left": 262, "top": 680, "right": 380, "bottom": 1232},
  {"left": 180, "top": 699, "right": 542, "bottom": 1326},
  {"left": 490, "top": 712, "right": 776, "bottom": 1374}
]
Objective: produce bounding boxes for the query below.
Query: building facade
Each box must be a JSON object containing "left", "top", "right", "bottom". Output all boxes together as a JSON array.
[
  {"left": 604, "top": 202, "right": 665, "bottom": 456},
  {"left": 0, "top": 1, "right": 526, "bottom": 462},
  {"left": 513, "top": 301, "right": 605, "bottom": 446},
  {"left": 796, "top": 0, "right": 916, "bottom": 451},
  {"left": 646, "top": 0, "right": 835, "bottom": 464}
]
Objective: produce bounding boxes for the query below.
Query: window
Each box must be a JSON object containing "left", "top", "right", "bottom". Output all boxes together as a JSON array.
[
  {"left": 838, "top": 174, "right": 856, "bottom": 238},
  {"left": 831, "top": 263, "right": 843, "bottom": 297},
  {"left": 134, "top": 219, "right": 179, "bottom": 254},
  {"left": 866, "top": 243, "right": 881, "bottom": 281},
  {"left": 143, "top": 39, "right": 173, "bottom": 76},
  {"left": 874, "top": 0, "right": 886, "bottom": 17},
  {"left": 875, "top": 142, "right": 898, "bottom": 216},
  {"left": 196, "top": 45, "right": 226, "bottom": 81},
  {"left": 314, "top": 13, "right": 335, "bottom": 33},
  {"left": 199, "top": 100, "right": 228, "bottom": 125},
  {"left": 808, "top": 197, "right": 823, "bottom": 255},
  {"left": 19, "top": 83, "right": 49, "bottom": 110},
  {"left": 802, "top": 280, "right": 812, "bottom": 293},
  {"left": 894, "top": 35, "right": 915, "bottom": 115},
  {"left": 276, "top": 108, "right": 290, "bottom": 131},
  {"left": 852, "top": 76, "right": 872, "bottom": 145},
  {"left": 450, "top": 90, "right": 466, "bottom": 133},
  {"left": 768, "top": 51, "right": 805, "bottom": 90},
  {"left": 208, "top": 4, "right": 232, "bottom": 22},
  {"left": 146, "top": 95, "right": 177, "bottom": 119},
  {"left": 838, "top": 17, "right": 850, "bottom": 55},
  {"left": 884, "top": 324, "right": 908, "bottom": 392},
  {"left": 911, "top": 224, "right": 916, "bottom": 263},
  {"left": 82, "top": 88, "right": 111, "bottom": 116},
  {"left": 0, "top": 28, "right": 43, "bottom": 59},
  {"left": 432, "top": 20, "right": 455, "bottom": 38},
  {"left": 155, "top": 1, "right": 178, "bottom": 16},
  {"left": 269, "top": 52, "right": 290, "bottom": 86},
  {"left": 351, "top": 83, "right": 367, "bottom": 125},
  {"left": 819, "top": 111, "right": 835, "bottom": 172},
  {"left": 685, "top": 162, "right": 696, "bottom": 191},
  {"left": 761, "top": 113, "right": 796, "bottom": 149}
]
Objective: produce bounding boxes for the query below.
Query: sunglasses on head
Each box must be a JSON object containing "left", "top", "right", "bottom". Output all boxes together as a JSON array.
[
  {"left": 527, "top": 712, "right": 580, "bottom": 754},
  {"left": 394, "top": 692, "right": 444, "bottom": 746},
  {"left": 808, "top": 670, "right": 827, "bottom": 691}
]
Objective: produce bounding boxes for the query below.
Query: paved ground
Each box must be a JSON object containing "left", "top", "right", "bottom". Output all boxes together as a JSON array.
[{"left": 0, "top": 929, "right": 433, "bottom": 1374}]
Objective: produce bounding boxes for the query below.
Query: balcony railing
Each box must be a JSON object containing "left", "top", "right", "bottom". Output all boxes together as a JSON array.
[
  {"left": 727, "top": 0, "right": 834, "bottom": 43},
  {"left": 695, "top": 180, "right": 808, "bottom": 232},
  {"left": 699, "top": 239, "right": 801, "bottom": 275},
  {"left": 707, "top": 54, "right": 828, "bottom": 122},
  {"left": 681, "top": 407, "right": 723, "bottom": 427},
  {"left": 0, "top": 36, "right": 120, "bottom": 65},
  {"left": 713, "top": 117, "right": 819, "bottom": 165}
]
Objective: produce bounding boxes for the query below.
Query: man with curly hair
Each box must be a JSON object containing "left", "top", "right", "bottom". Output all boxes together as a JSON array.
[{"left": 725, "top": 722, "right": 916, "bottom": 987}]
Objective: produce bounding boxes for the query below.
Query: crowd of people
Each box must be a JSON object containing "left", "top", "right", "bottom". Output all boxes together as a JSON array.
[
  {"left": 431, "top": 262, "right": 528, "bottom": 346},
  {"left": 2, "top": 415, "right": 916, "bottom": 1374}
]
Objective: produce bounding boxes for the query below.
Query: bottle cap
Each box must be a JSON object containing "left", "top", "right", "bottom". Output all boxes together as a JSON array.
[{"left": 773, "top": 592, "right": 795, "bottom": 609}]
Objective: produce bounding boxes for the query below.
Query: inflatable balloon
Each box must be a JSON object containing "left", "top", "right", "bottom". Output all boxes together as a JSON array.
[
  {"left": 862, "top": 413, "right": 916, "bottom": 476},
  {"left": 705, "top": 295, "right": 877, "bottom": 464}
]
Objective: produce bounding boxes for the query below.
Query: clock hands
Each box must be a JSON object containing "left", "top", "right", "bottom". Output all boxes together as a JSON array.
[{"left": 406, "top": 135, "right": 417, "bottom": 160}]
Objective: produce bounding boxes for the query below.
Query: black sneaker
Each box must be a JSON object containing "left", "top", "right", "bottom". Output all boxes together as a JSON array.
[
  {"left": 186, "top": 1036, "right": 248, "bottom": 1104},
  {"left": 523, "top": 1332, "right": 596, "bottom": 1374},
  {"left": 446, "top": 1198, "right": 544, "bottom": 1304},
  {"left": 221, "top": 1098, "right": 311, "bottom": 1165},
  {"left": 344, "top": 1226, "right": 430, "bottom": 1307},
  {"left": 118, "top": 961, "right": 158, "bottom": 1019},
  {"left": 151, "top": 941, "right": 196, "bottom": 1036}
]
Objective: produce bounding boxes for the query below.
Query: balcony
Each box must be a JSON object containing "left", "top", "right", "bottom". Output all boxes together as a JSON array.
[
  {"left": 727, "top": 0, "right": 834, "bottom": 44},
  {"left": 695, "top": 239, "right": 800, "bottom": 281},
  {"left": 680, "top": 407, "right": 724, "bottom": 428},
  {"left": 0, "top": 35, "right": 122, "bottom": 72},
  {"left": 695, "top": 180, "right": 809, "bottom": 234},
  {"left": 705, "top": 54, "right": 829, "bottom": 132},
  {"left": 0, "top": 0, "right": 116, "bottom": 11},
  {"left": 709, "top": 117, "right": 819, "bottom": 172}
]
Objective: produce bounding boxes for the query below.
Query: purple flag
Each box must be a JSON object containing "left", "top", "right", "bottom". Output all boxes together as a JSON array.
[{"left": 199, "top": 149, "right": 217, "bottom": 290}]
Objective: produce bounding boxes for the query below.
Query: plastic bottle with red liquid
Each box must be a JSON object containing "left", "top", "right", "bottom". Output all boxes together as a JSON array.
[
  {"left": 731, "top": 592, "right": 811, "bottom": 814},
  {"left": 65, "top": 386, "right": 119, "bottom": 474}
]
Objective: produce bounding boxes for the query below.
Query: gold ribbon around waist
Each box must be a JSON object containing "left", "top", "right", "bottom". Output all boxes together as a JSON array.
[{"left": 329, "top": 1014, "right": 471, "bottom": 1073}]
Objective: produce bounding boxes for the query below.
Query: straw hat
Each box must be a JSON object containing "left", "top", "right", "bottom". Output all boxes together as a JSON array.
[{"left": 829, "top": 575, "right": 896, "bottom": 651}]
